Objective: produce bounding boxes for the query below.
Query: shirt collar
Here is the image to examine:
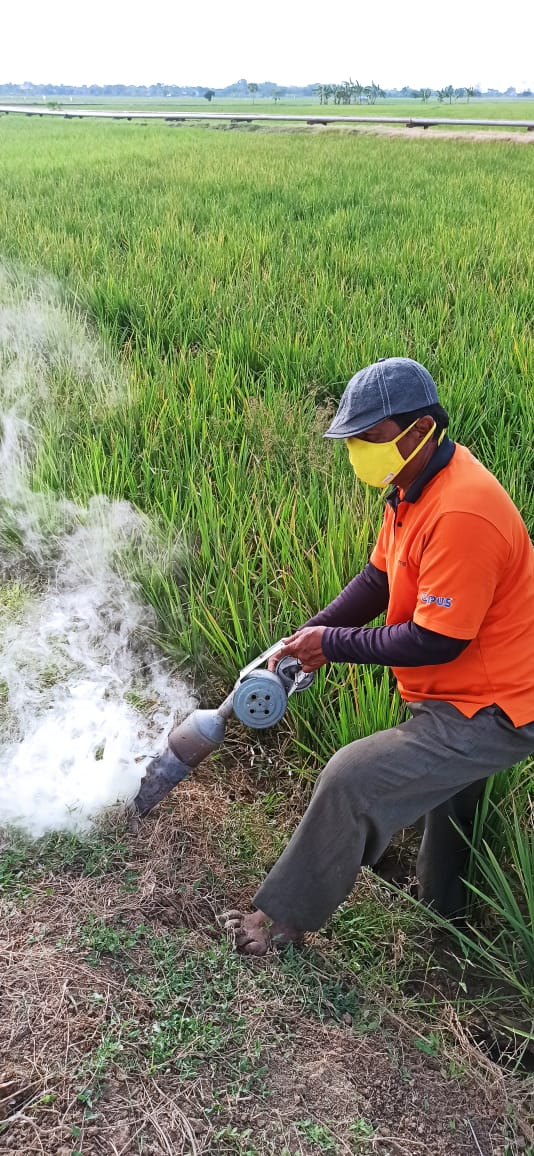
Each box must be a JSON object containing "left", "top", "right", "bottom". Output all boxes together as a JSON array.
[{"left": 386, "top": 435, "right": 456, "bottom": 509}]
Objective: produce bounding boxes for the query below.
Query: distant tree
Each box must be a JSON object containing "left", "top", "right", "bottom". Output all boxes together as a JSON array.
[
  {"left": 436, "top": 89, "right": 445, "bottom": 103},
  {"left": 419, "top": 87, "right": 432, "bottom": 103},
  {"left": 465, "top": 86, "right": 476, "bottom": 102},
  {"left": 332, "top": 78, "right": 367, "bottom": 105},
  {"left": 248, "top": 82, "right": 259, "bottom": 103},
  {"left": 203, "top": 89, "right": 215, "bottom": 102},
  {"left": 352, "top": 79, "right": 364, "bottom": 104},
  {"left": 454, "top": 87, "right": 465, "bottom": 101},
  {"left": 443, "top": 84, "right": 455, "bottom": 104},
  {"left": 361, "top": 82, "right": 384, "bottom": 105}
]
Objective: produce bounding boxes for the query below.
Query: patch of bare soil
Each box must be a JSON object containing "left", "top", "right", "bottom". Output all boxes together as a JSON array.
[
  {"left": 266, "top": 1029, "right": 501, "bottom": 1155},
  {"left": 1, "top": 769, "right": 533, "bottom": 1155}
]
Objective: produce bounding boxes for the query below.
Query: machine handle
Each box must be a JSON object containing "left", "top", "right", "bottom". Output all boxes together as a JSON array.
[{"left": 238, "top": 639, "right": 286, "bottom": 680}]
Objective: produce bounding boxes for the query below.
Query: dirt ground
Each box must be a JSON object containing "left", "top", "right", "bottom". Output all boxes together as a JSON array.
[
  {"left": 207, "top": 120, "right": 534, "bottom": 144},
  {"left": 347, "top": 125, "right": 534, "bottom": 144},
  {"left": 1, "top": 770, "right": 533, "bottom": 1155}
]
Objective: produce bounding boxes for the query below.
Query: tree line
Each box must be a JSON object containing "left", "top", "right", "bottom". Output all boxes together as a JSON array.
[
  {"left": 315, "top": 82, "right": 483, "bottom": 105},
  {"left": 1, "top": 80, "right": 531, "bottom": 102}
]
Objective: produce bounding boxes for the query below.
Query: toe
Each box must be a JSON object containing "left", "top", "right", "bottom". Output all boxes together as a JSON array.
[
  {"left": 223, "top": 917, "right": 243, "bottom": 932},
  {"left": 234, "top": 927, "right": 259, "bottom": 946},
  {"left": 220, "top": 909, "right": 272, "bottom": 956},
  {"left": 241, "top": 938, "right": 269, "bottom": 957},
  {"left": 221, "top": 910, "right": 244, "bottom": 928},
  {"left": 235, "top": 929, "right": 270, "bottom": 956}
]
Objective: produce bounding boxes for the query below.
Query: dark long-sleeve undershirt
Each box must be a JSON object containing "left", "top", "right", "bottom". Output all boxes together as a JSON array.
[
  {"left": 303, "top": 562, "right": 470, "bottom": 667},
  {"left": 321, "top": 620, "right": 470, "bottom": 667}
]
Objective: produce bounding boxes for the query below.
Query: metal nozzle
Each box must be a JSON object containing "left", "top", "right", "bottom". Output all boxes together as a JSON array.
[
  {"left": 132, "top": 707, "right": 230, "bottom": 818},
  {"left": 133, "top": 748, "right": 191, "bottom": 817}
]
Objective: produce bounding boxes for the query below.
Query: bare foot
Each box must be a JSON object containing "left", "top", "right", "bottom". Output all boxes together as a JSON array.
[{"left": 223, "top": 909, "right": 302, "bottom": 956}]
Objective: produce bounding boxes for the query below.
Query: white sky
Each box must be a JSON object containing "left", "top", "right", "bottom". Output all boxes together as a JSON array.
[{"left": 1, "top": 0, "right": 532, "bottom": 91}]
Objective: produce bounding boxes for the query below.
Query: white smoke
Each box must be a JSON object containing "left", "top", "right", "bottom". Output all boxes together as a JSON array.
[{"left": 0, "top": 266, "right": 195, "bottom": 837}]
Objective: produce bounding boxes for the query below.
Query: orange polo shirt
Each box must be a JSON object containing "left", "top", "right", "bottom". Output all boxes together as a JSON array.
[{"left": 370, "top": 443, "right": 534, "bottom": 726}]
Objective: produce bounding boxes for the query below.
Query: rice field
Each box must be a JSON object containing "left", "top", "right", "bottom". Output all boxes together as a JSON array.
[
  {"left": 4, "top": 95, "right": 534, "bottom": 120},
  {"left": 1, "top": 117, "right": 533, "bottom": 757},
  {"left": 0, "top": 114, "right": 533, "bottom": 1146}
]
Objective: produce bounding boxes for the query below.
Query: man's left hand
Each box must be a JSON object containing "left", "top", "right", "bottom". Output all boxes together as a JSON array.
[{"left": 268, "top": 626, "right": 328, "bottom": 673}]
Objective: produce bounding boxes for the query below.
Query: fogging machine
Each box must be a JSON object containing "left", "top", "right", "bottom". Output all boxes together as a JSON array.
[{"left": 133, "top": 641, "right": 314, "bottom": 817}]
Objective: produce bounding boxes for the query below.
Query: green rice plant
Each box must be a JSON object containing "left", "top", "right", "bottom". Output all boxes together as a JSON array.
[
  {"left": 465, "top": 761, "right": 534, "bottom": 903},
  {"left": 400, "top": 794, "right": 534, "bottom": 1024},
  {"left": 455, "top": 794, "right": 534, "bottom": 1005},
  {"left": 468, "top": 817, "right": 534, "bottom": 979},
  {"left": 289, "top": 664, "right": 403, "bottom": 768}
]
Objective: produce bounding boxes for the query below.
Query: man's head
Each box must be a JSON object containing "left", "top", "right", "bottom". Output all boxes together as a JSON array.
[
  {"left": 325, "top": 358, "right": 450, "bottom": 489},
  {"left": 325, "top": 357, "right": 447, "bottom": 440}
]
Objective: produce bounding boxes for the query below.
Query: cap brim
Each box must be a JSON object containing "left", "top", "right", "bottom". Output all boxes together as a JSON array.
[{"left": 323, "top": 417, "right": 378, "bottom": 439}]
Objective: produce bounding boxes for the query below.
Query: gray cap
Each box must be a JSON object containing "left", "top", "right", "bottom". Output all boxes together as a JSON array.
[{"left": 324, "top": 357, "right": 439, "bottom": 439}]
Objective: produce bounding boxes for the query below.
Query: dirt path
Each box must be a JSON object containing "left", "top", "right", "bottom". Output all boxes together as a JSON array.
[
  {"left": 359, "top": 125, "right": 534, "bottom": 143},
  {"left": 228, "top": 121, "right": 534, "bottom": 143}
]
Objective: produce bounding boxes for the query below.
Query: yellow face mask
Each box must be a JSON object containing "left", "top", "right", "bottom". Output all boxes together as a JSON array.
[{"left": 347, "top": 420, "right": 438, "bottom": 488}]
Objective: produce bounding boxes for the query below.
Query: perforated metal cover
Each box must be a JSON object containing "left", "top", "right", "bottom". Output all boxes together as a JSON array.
[{"left": 232, "top": 670, "right": 288, "bottom": 728}]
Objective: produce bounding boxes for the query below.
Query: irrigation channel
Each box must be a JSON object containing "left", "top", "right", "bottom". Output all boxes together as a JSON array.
[{"left": 1, "top": 104, "right": 534, "bottom": 131}]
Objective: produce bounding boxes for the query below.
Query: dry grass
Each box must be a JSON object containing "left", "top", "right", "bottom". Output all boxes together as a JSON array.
[{"left": 1, "top": 766, "right": 533, "bottom": 1155}]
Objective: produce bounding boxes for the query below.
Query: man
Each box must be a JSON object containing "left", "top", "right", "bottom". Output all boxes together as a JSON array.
[{"left": 225, "top": 357, "right": 534, "bottom": 955}]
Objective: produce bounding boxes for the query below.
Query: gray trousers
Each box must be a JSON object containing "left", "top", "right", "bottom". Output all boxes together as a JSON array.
[{"left": 254, "top": 701, "right": 534, "bottom": 929}]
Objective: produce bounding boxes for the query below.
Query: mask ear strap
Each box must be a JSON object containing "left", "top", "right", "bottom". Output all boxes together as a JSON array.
[{"left": 399, "top": 419, "right": 437, "bottom": 470}]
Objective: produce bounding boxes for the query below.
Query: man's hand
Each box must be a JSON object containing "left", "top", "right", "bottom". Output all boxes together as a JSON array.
[{"left": 267, "top": 627, "right": 328, "bottom": 673}]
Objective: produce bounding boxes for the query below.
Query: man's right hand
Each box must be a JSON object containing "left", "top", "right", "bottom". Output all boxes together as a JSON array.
[{"left": 267, "top": 627, "right": 328, "bottom": 673}]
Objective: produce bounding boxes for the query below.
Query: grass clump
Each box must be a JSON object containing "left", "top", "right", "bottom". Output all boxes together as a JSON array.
[
  {"left": 0, "top": 580, "right": 29, "bottom": 620},
  {"left": 0, "top": 825, "right": 132, "bottom": 902}
]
